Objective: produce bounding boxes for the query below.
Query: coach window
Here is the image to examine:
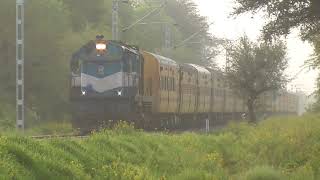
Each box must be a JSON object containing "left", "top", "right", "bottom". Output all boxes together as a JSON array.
[
  {"left": 161, "top": 76, "right": 164, "bottom": 90},
  {"left": 171, "top": 77, "right": 174, "bottom": 91},
  {"left": 166, "top": 77, "right": 168, "bottom": 91},
  {"left": 162, "top": 76, "right": 166, "bottom": 91},
  {"left": 164, "top": 77, "right": 167, "bottom": 91},
  {"left": 163, "top": 76, "right": 165, "bottom": 91},
  {"left": 163, "top": 77, "right": 166, "bottom": 91},
  {"left": 173, "top": 78, "right": 175, "bottom": 91}
]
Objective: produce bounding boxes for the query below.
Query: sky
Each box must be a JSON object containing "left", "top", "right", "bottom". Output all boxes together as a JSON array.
[{"left": 193, "top": 0, "right": 317, "bottom": 95}]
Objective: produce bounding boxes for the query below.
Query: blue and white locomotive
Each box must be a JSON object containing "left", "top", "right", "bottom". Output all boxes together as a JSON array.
[{"left": 70, "top": 36, "right": 143, "bottom": 131}]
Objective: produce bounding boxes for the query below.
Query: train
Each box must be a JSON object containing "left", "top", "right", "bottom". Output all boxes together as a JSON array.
[{"left": 70, "top": 36, "right": 299, "bottom": 132}]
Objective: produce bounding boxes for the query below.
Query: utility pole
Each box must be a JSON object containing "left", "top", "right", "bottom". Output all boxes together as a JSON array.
[
  {"left": 135, "top": 21, "right": 175, "bottom": 51},
  {"left": 164, "top": 24, "right": 171, "bottom": 49},
  {"left": 163, "top": 24, "right": 172, "bottom": 57},
  {"left": 16, "top": 0, "right": 25, "bottom": 131},
  {"left": 112, "top": 0, "right": 119, "bottom": 40}
]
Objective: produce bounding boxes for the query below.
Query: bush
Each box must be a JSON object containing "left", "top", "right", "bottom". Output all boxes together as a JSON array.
[{"left": 0, "top": 103, "right": 15, "bottom": 130}]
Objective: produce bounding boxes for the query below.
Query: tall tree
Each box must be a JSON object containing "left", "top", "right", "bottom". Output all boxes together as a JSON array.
[{"left": 226, "top": 36, "right": 288, "bottom": 123}]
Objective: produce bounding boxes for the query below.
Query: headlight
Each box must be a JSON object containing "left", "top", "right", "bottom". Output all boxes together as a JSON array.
[
  {"left": 96, "top": 43, "right": 107, "bottom": 50},
  {"left": 117, "top": 89, "right": 122, "bottom": 96}
]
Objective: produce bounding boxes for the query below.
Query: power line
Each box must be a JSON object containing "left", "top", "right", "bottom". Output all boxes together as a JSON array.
[
  {"left": 173, "top": 22, "right": 213, "bottom": 49},
  {"left": 122, "top": 1, "right": 167, "bottom": 32},
  {"left": 288, "top": 65, "right": 310, "bottom": 82}
]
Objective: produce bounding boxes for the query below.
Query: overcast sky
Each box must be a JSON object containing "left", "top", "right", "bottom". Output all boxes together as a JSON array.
[{"left": 193, "top": 0, "right": 317, "bottom": 95}]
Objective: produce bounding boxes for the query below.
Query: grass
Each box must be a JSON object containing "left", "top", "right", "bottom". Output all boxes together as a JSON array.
[
  {"left": 24, "top": 121, "right": 74, "bottom": 136},
  {"left": 0, "top": 121, "right": 74, "bottom": 136},
  {"left": 0, "top": 114, "right": 319, "bottom": 179}
]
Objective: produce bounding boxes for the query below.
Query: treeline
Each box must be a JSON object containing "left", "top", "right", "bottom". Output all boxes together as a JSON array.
[{"left": 0, "top": 0, "right": 219, "bottom": 127}]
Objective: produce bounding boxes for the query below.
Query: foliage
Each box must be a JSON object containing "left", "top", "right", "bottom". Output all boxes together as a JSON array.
[
  {"left": 307, "top": 38, "right": 320, "bottom": 110},
  {"left": 0, "top": 103, "right": 15, "bottom": 130},
  {"left": 0, "top": 114, "right": 319, "bottom": 179},
  {"left": 226, "top": 36, "right": 288, "bottom": 122},
  {"left": 233, "top": 0, "right": 320, "bottom": 40}
]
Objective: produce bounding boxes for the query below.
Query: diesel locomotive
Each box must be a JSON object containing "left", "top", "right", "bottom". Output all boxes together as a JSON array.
[{"left": 70, "top": 36, "right": 299, "bottom": 132}]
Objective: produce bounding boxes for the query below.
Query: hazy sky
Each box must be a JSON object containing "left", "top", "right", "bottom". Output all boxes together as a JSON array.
[{"left": 193, "top": 0, "right": 317, "bottom": 95}]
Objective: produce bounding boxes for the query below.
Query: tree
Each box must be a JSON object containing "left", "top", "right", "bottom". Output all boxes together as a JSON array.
[
  {"left": 233, "top": 0, "right": 320, "bottom": 40},
  {"left": 63, "top": 0, "right": 107, "bottom": 31},
  {"left": 0, "top": 0, "right": 72, "bottom": 124},
  {"left": 226, "top": 36, "right": 288, "bottom": 123},
  {"left": 233, "top": 0, "right": 320, "bottom": 111}
]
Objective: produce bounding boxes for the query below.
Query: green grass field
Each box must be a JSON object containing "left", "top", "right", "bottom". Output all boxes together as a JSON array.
[{"left": 0, "top": 114, "right": 320, "bottom": 180}]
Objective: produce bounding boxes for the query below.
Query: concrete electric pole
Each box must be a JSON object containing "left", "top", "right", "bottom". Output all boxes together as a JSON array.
[
  {"left": 16, "top": 0, "right": 25, "bottom": 131},
  {"left": 164, "top": 24, "right": 171, "bottom": 49},
  {"left": 112, "top": 0, "right": 119, "bottom": 41}
]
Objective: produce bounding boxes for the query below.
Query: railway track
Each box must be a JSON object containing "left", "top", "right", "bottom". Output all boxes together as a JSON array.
[
  {"left": 29, "top": 120, "right": 230, "bottom": 139},
  {"left": 30, "top": 126, "right": 224, "bottom": 139},
  {"left": 31, "top": 134, "right": 88, "bottom": 139}
]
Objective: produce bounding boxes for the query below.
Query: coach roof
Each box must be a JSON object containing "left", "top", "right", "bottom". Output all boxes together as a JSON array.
[
  {"left": 188, "top": 64, "right": 210, "bottom": 74},
  {"left": 147, "top": 52, "right": 178, "bottom": 67}
]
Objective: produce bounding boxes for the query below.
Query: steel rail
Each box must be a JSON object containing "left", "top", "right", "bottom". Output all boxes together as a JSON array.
[{"left": 31, "top": 134, "right": 88, "bottom": 139}]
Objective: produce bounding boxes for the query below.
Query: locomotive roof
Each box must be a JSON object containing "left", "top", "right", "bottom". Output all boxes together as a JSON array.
[
  {"left": 188, "top": 64, "right": 210, "bottom": 74},
  {"left": 148, "top": 52, "right": 178, "bottom": 67}
]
